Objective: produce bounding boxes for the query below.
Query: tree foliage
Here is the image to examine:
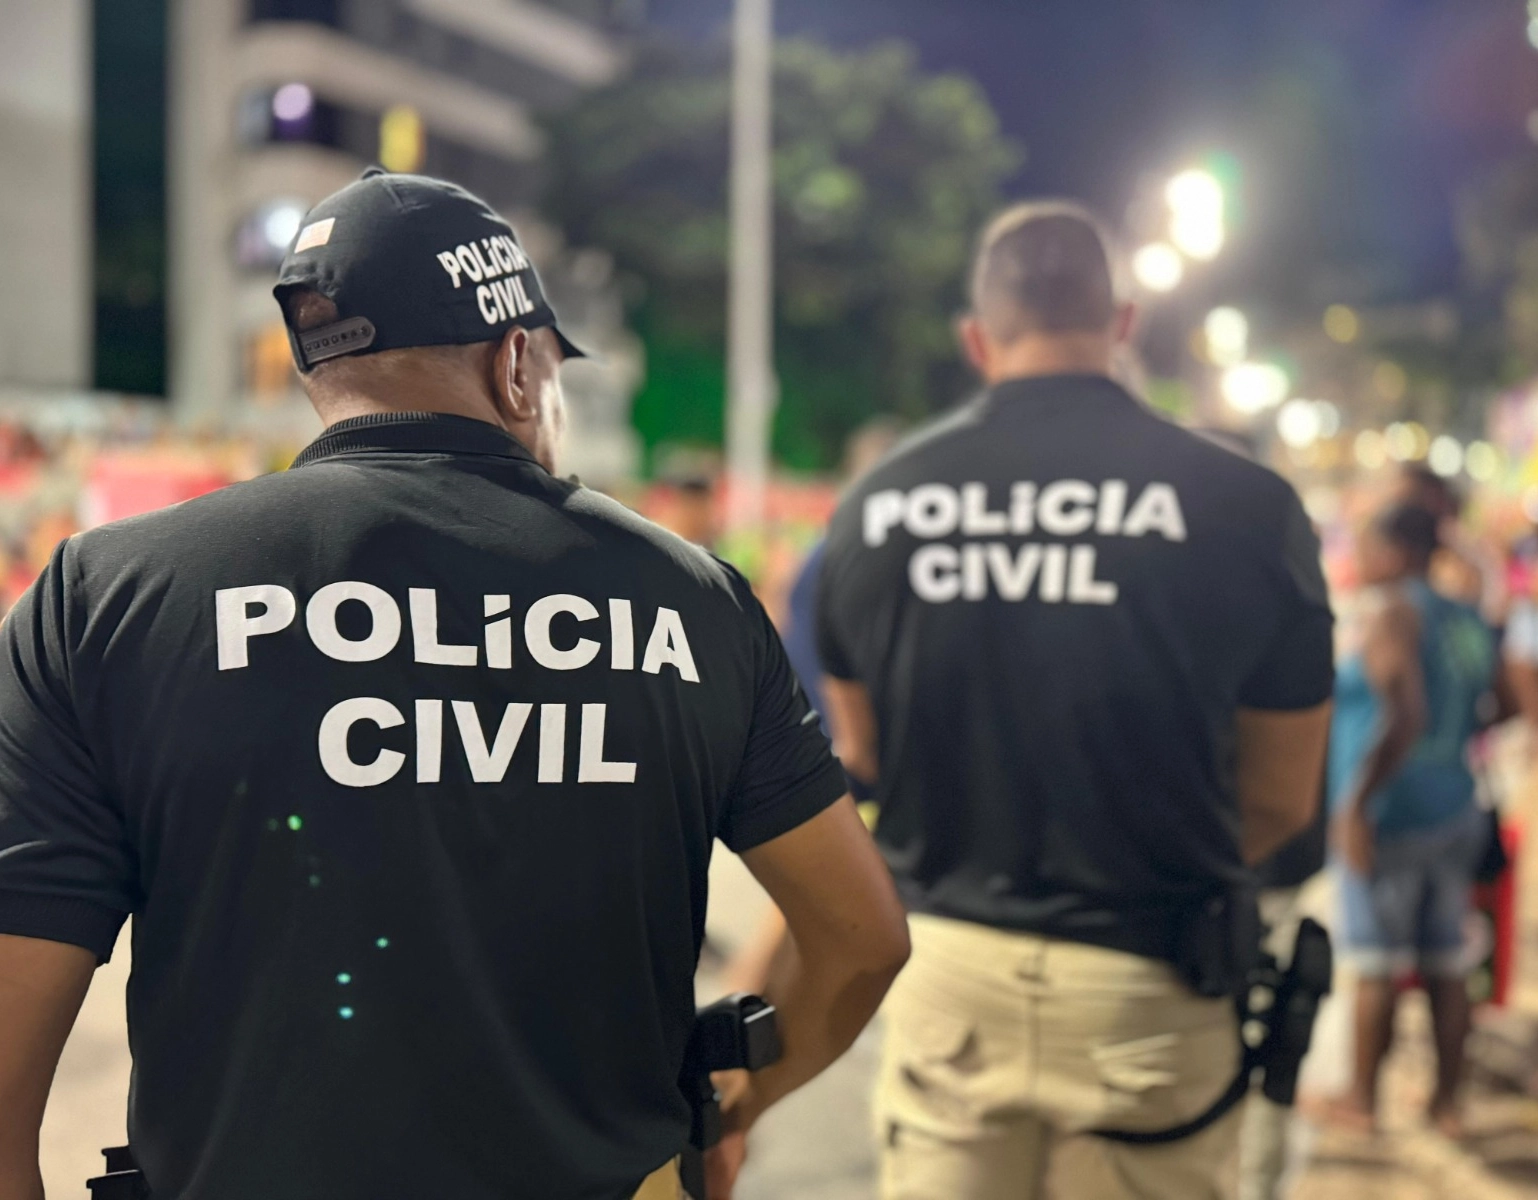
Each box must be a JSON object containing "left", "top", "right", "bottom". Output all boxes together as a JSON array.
[{"left": 544, "top": 37, "right": 1021, "bottom": 470}]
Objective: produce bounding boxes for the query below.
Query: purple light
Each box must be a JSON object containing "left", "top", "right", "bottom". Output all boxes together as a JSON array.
[{"left": 272, "top": 83, "right": 314, "bottom": 123}]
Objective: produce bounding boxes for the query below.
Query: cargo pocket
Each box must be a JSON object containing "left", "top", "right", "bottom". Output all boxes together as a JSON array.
[
  {"left": 880, "top": 1002, "right": 987, "bottom": 1136},
  {"left": 1088, "top": 1019, "right": 1238, "bottom": 1132}
]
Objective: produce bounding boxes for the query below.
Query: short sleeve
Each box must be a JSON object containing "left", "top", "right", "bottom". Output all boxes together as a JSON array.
[
  {"left": 718, "top": 596, "right": 849, "bottom": 853},
  {"left": 0, "top": 543, "right": 133, "bottom": 960},
  {"left": 1238, "top": 493, "right": 1336, "bottom": 710}
]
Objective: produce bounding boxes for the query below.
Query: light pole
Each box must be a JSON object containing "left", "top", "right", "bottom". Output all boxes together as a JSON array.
[{"left": 725, "top": 0, "right": 775, "bottom": 534}]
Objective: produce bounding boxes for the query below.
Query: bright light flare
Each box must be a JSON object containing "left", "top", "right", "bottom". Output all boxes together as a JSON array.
[
  {"left": 1221, "top": 361, "right": 1289, "bottom": 415},
  {"left": 1466, "top": 441, "right": 1501, "bottom": 483},
  {"left": 1133, "top": 243, "right": 1185, "bottom": 293},
  {"left": 1323, "top": 305, "right": 1359, "bottom": 344},
  {"left": 263, "top": 203, "right": 304, "bottom": 250},
  {"left": 1166, "top": 169, "right": 1224, "bottom": 218},
  {"left": 1355, "top": 430, "right": 1387, "bottom": 470},
  {"left": 1172, "top": 213, "right": 1225, "bottom": 261},
  {"left": 1277, "top": 399, "right": 1323, "bottom": 449},
  {"left": 1428, "top": 436, "right": 1464, "bottom": 478},
  {"left": 272, "top": 83, "right": 314, "bottom": 123},
  {"left": 1204, "top": 307, "right": 1248, "bottom": 366}
]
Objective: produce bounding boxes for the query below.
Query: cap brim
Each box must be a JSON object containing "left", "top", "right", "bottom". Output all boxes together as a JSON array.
[{"left": 553, "top": 327, "right": 588, "bottom": 361}]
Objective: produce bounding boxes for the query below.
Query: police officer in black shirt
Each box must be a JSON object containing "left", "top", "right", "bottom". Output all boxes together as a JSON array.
[
  {"left": 815, "top": 202, "right": 1333, "bottom": 1199},
  {"left": 0, "top": 170, "right": 909, "bottom": 1200}
]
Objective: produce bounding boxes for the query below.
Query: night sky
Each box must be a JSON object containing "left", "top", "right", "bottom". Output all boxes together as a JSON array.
[{"left": 646, "top": 0, "right": 1538, "bottom": 325}]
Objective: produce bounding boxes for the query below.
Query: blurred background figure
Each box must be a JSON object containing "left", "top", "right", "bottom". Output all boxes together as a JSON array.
[{"left": 1327, "top": 501, "right": 1506, "bottom": 1138}]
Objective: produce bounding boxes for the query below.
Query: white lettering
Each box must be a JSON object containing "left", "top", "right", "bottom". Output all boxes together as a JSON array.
[
  {"left": 1010, "top": 483, "right": 1037, "bottom": 534},
  {"left": 1037, "top": 480, "right": 1097, "bottom": 537},
  {"left": 904, "top": 484, "right": 960, "bottom": 539},
  {"left": 609, "top": 599, "right": 635, "bottom": 670},
  {"left": 1097, "top": 480, "right": 1128, "bottom": 535},
  {"left": 485, "top": 594, "right": 512, "bottom": 670},
  {"left": 961, "top": 482, "right": 1008, "bottom": 536},
  {"left": 307, "top": 582, "right": 401, "bottom": 663},
  {"left": 476, "top": 285, "right": 499, "bottom": 325},
  {"left": 436, "top": 251, "right": 464, "bottom": 288},
  {"left": 1039, "top": 544, "right": 1067, "bottom": 602},
  {"left": 216, "top": 584, "right": 296, "bottom": 670},
  {"left": 641, "top": 608, "right": 700, "bottom": 682},
  {"left": 1068, "top": 545, "right": 1118, "bottom": 604},
  {"left": 539, "top": 703, "right": 566, "bottom": 782},
  {"left": 525, "top": 594, "right": 601, "bottom": 670},
  {"left": 455, "top": 244, "right": 484, "bottom": 282},
  {"left": 986, "top": 543, "right": 1042, "bottom": 600},
  {"left": 1122, "top": 483, "right": 1187, "bottom": 541},
  {"left": 469, "top": 241, "right": 497, "bottom": 280},
  {"left": 961, "top": 542, "right": 988, "bottom": 600},
  {"left": 416, "top": 699, "right": 443, "bottom": 783},
  {"left": 864, "top": 490, "right": 905, "bottom": 547},
  {"left": 578, "top": 704, "right": 637, "bottom": 783},
  {"left": 910, "top": 544, "right": 961, "bottom": 603},
  {"left": 318, "top": 697, "right": 405, "bottom": 787},
  {"left": 409, "top": 588, "right": 477, "bottom": 666},
  {"left": 453, "top": 700, "right": 533, "bottom": 783}
]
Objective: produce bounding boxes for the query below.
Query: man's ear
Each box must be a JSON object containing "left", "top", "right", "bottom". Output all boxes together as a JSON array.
[
  {"left": 957, "top": 315, "right": 990, "bottom": 377},
  {"left": 492, "top": 327, "right": 535, "bottom": 422},
  {"left": 1112, "top": 301, "right": 1138, "bottom": 346}
]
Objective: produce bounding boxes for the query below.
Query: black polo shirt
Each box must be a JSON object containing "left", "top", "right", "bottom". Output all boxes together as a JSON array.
[
  {"left": 0, "top": 413, "right": 846, "bottom": 1200},
  {"left": 817, "top": 375, "right": 1333, "bottom": 962}
]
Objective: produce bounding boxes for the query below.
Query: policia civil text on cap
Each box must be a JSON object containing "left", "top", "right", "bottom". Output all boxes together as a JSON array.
[
  {"left": 812, "top": 203, "right": 1334, "bottom": 1199},
  {"left": 0, "top": 169, "right": 909, "bottom": 1200}
]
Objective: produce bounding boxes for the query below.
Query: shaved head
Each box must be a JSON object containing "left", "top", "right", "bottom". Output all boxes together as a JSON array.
[{"left": 970, "top": 202, "right": 1120, "bottom": 343}]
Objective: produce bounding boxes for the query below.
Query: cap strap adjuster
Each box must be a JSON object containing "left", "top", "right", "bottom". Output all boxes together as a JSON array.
[{"left": 295, "top": 317, "right": 377, "bottom": 370}]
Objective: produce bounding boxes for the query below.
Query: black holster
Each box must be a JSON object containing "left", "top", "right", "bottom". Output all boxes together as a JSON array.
[
  {"left": 1097, "top": 916, "right": 1333, "bottom": 1145},
  {"left": 679, "top": 993, "right": 782, "bottom": 1199}
]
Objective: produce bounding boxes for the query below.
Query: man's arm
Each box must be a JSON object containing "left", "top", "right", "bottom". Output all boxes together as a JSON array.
[
  {"left": 1334, "top": 597, "right": 1427, "bottom": 873},
  {"left": 0, "top": 934, "right": 95, "bottom": 1200},
  {"left": 820, "top": 677, "right": 879, "bottom": 787},
  {"left": 729, "top": 796, "right": 909, "bottom": 1131},
  {"left": 1235, "top": 701, "right": 1331, "bottom": 865}
]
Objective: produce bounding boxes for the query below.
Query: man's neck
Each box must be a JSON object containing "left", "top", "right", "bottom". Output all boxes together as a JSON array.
[
  {"left": 983, "top": 333, "right": 1115, "bottom": 386},
  {"left": 315, "top": 389, "right": 506, "bottom": 432}
]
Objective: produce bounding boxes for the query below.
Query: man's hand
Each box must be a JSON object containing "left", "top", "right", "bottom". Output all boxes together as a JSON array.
[
  {"left": 1333, "top": 805, "right": 1375, "bottom": 876},
  {"left": 703, "top": 1128, "right": 748, "bottom": 1200},
  {"left": 732, "top": 796, "right": 909, "bottom": 1138},
  {"left": 0, "top": 934, "right": 96, "bottom": 1200}
]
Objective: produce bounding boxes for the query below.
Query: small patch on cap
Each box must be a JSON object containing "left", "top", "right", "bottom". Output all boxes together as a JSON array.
[{"left": 294, "top": 218, "right": 335, "bottom": 253}]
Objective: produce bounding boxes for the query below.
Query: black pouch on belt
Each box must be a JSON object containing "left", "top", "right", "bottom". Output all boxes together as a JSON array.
[{"left": 1172, "top": 884, "right": 1261, "bottom": 998}]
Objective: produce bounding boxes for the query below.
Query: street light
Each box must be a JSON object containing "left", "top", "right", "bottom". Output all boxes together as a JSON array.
[
  {"left": 1133, "top": 243, "right": 1184, "bottom": 292},
  {"left": 1203, "top": 306, "right": 1248, "bottom": 366},
  {"left": 1166, "top": 168, "right": 1225, "bottom": 261},
  {"left": 1221, "top": 362, "right": 1288, "bottom": 415}
]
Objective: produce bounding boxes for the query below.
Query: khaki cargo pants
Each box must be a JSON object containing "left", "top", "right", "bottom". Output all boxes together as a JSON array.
[
  {"left": 633, "top": 1159, "right": 684, "bottom": 1199},
  {"left": 876, "top": 914, "right": 1242, "bottom": 1200}
]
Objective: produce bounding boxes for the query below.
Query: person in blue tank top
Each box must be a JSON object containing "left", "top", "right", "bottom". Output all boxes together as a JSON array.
[{"left": 1329, "top": 501, "right": 1499, "bottom": 1137}]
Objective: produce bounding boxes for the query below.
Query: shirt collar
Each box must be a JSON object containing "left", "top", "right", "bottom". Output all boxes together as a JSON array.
[
  {"left": 292, "top": 412, "right": 541, "bottom": 469},
  {"left": 975, "top": 372, "right": 1139, "bottom": 417}
]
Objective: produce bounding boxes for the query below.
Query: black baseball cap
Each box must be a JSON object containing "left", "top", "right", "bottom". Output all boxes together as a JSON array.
[{"left": 273, "top": 167, "right": 585, "bottom": 372}]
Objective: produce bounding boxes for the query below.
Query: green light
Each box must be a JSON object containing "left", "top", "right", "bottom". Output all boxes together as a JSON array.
[
  {"left": 338, "top": 1006, "right": 355, "bottom": 1020},
  {"left": 336, "top": 973, "right": 352, "bottom": 985},
  {"left": 286, "top": 815, "right": 303, "bottom": 831},
  {"left": 308, "top": 874, "right": 321, "bottom": 888},
  {"left": 375, "top": 937, "right": 390, "bottom": 949}
]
